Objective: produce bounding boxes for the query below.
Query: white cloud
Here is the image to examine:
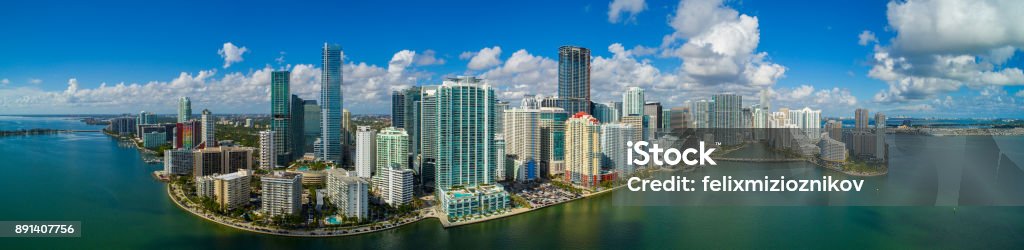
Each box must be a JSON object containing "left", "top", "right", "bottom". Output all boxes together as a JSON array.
[
  {"left": 480, "top": 49, "right": 558, "bottom": 101},
  {"left": 414, "top": 49, "right": 445, "bottom": 66},
  {"left": 790, "top": 85, "right": 814, "bottom": 99},
  {"left": 608, "top": 0, "right": 647, "bottom": 23},
  {"left": 868, "top": 0, "right": 1024, "bottom": 108},
  {"left": 858, "top": 30, "right": 877, "bottom": 46},
  {"left": 218, "top": 42, "right": 249, "bottom": 68},
  {"left": 0, "top": 78, "right": 9, "bottom": 87},
  {"left": 29, "top": 78, "right": 42, "bottom": 84},
  {"left": 1017, "top": 90, "right": 1024, "bottom": 98},
  {"left": 466, "top": 46, "right": 503, "bottom": 70},
  {"left": 660, "top": 0, "right": 786, "bottom": 90},
  {"left": 0, "top": 50, "right": 431, "bottom": 114},
  {"left": 388, "top": 50, "right": 416, "bottom": 74},
  {"left": 275, "top": 51, "right": 286, "bottom": 65}
]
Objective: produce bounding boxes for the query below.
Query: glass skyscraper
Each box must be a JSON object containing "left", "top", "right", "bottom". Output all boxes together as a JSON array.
[
  {"left": 303, "top": 100, "right": 320, "bottom": 154},
  {"left": 556, "top": 46, "right": 591, "bottom": 115},
  {"left": 178, "top": 96, "right": 192, "bottom": 122},
  {"left": 320, "top": 43, "right": 344, "bottom": 163},
  {"left": 271, "top": 71, "right": 291, "bottom": 165},
  {"left": 435, "top": 76, "right": 509, "bottom": 218}
]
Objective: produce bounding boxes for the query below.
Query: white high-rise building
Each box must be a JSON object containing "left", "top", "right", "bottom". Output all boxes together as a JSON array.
[
  {"left": 601, "top": 123, "right": 636, "bottom": 176},
  {"left": 788, "top": 107, "right": 822, "bottom": 139},
  {"left": 503, "top": 108, "right": 540, "bottom": 181},
  {"left": 326, "top": 168, "right": 368, "bottom": 221},
  {"left": 374, "top": 127, "right": 408, "bottom": 190},
  {"left": 261, "top": 171, "right": 302, "bottom": 217},
  {"left": 259, "top": 130, "right": 276, "bottom": 170},
  {"left": 355, "top": 126, "right": 376, "bottom": 179},
  {"left": 381, "top": 163, "right": 414, "bottom": 207},
  {"left": 622, "top": 87, "right": 645, "bottom": 117},
  {"left": 690, "top": 100, "right": 712, "bottom": 128},
  {"left": 201, "top": 109, "right": 216, "bottom": 147}
]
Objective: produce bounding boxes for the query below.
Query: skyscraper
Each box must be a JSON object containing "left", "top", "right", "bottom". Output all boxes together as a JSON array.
[
  {"left": 875, "top": 112, "right": 886, "bottom": 129},
  {"left": 303, "top": 100, "right": 321, "bottom": 153},
  {"left": 644, "top": 102, "right": 663, "bottom": 135},
  {"left": 290, "top": 95, "right": 305, "bottom": 160},
  {"left": 504, "top": 108, "right": 540, "bottom": 182},
  {"left": 435, "top": 76, "right": 509, "bottom": 218},
  {"left": 855, "top": 108, "right": 870, "bottom": 130},
  {"left": 565, "top": 112, "right": 601, "bottom": 188},
  {"left": 622, "top": 87, "right": 644, "bottom": 116},
  {"left": 391, "top": 90, "right": 406, "bottom": 128},
  {"left": 419, "top": 86, "right": 439, "bottom": 191},
  {"left": 271, "top": 71, "right": 291, "bottom": 165},
  {"left": 538, "top": 107, "right": 568, "bottom": 177},
  {"left": 556, "top": 46, "right": 591, "bottom": 115},
  {"left": 355, "top": 126, "right": 376, "bottom": 179},
  {"left": 712, "top": 94, "right": 742, "bottom": 128},
  {"left": 178, "top": 97, "right": 192, "bottom": 122},
  {"left": 201, "top": 109, "right": 216, "bottom": 147},
  {"left": 601, "top": 123, "right": 636, "bottom": 176},
  {"left": 259, "top": 130, "right": 276, "bottom": 170},
  {"left": 320, "top": 43, "right": 344, "bottom": 163}
]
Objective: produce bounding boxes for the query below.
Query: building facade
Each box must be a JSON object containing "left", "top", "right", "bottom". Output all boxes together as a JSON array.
[
  {"left": 564, "top": 113, "right": 601, "bottom": 188},
  {"left": 320, "top": 43, "right": 344, "bottom": 163},
  {"left": 261, "top": 171, "right": 303, "bottom": 218},
  {"left": 355, "top": 126, "right": 376, "bottom": 179}
]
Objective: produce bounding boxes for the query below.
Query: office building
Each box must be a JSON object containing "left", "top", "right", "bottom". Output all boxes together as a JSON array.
[
  {"left": 644, "top": 102, "right": 663, "bottom": 134},
  {"left": 555, "top": 46, "right": 591, "bottom": 114},
  {"left": 355, "top": 126, "right": 376, "bottom": 179},
  {"left": 290, "top": 95, "right": 305, "bottom": 160},
  {"left": 271, "top": 70, "right": 292, "bottom": 164},
  {"left": 303, "top": 100, "right": 320, "bottom": 153},
  {"left": 538, "top": 107, "right": 568, "bottom": 177},
  {"left": 326, "top": 168, "right": 368, "bottom": 221},
  {"left": 261, "top": 171, "right": 303, "bottom": 217},
  {"left": 592, "top": 102, "right": 619, "bottom": 124},
  {"left": 565, "top": 113, "right": 601, "bottom": 188},
  {"left": 320, "top": 43, "right": 345, "bottom": 163}
]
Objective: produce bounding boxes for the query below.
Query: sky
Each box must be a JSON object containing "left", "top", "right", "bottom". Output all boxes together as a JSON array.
[{"left": 1, "top": 0, "right": 1023, "bottom": 118}]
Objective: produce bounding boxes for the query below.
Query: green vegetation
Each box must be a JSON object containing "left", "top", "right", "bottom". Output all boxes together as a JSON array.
[
  {"left": 842, "top": 160, "right": 886, "bottom": 173},
  {"left": 216, "top": 124, "right": 260, "bottom": 147},
  {"left": 510, "top": 194, "right": 532, "bottom": 208},
  {"left": 550, "top": 181, "right": 583, "bottom": 194},
  {"left": 153, "top": 144, "right": 173, "bottom": 157}
]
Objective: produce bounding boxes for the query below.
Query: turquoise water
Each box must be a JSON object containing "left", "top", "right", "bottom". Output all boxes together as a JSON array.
[{"left": 1, "top": 116, "right": 1023, "bottom": 248}]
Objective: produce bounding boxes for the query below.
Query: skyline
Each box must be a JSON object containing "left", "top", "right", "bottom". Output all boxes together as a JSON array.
[{"left": 1, "top": 0, "right": 1023, "bottom": 118}]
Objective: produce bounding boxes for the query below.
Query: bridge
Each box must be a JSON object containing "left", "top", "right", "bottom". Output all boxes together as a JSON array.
[{"left": 715, "top": 157, "right": 806, "bottom": 163}]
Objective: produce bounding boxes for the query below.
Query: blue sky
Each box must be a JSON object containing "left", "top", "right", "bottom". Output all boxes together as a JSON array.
[{"left": 1, "top": 0, "right": 1022, "bottom": 117}]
